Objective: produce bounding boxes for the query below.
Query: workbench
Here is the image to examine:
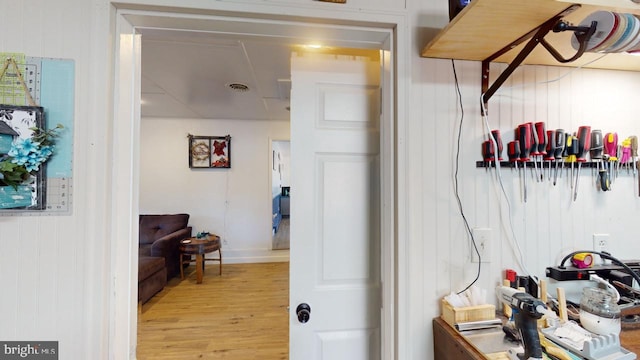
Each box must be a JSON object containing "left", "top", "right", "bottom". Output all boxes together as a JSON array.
[{"left": 433, "top": 317, "right": 640, "bottom": 360}]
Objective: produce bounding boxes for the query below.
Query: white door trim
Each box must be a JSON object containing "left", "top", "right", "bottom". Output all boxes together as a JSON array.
[{"left": 111, "top": 5, "right": 408, "bottom": 359}]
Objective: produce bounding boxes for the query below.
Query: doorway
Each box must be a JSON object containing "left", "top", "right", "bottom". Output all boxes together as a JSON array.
[
  {"left": 112, "top": 7, "right": 397, "bottom": 359},
  {"left": 272, "top": 140, "right": 290, "bottom": 250}
]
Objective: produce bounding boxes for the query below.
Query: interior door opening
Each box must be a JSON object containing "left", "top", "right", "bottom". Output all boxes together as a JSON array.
[{"left": 113, "top": 8, "right": 395, "bottom": 359}]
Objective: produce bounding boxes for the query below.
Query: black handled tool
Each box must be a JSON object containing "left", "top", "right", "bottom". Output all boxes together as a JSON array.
[
  {"left": 518, "top": 123, "right": 533, "bottom": 203},
  {"left": 574, "top": 126, "right": 591, "bottom": 201},
  {"left": 534, "top": 122, "right": 547, "bottom": 182},
  {"left": 553, "top": 129, "right": 565, "bottom": 186},
  {"left": 497, "top": 286, "right": 546, "bottom": 360},
  {"left": 544, "top": 130, "right": 556, "bottom": 181}
]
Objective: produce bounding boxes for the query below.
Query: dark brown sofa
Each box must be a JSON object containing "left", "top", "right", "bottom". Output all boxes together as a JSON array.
[
  {"left": 138, "top": 214, "right": 192, "bottom": 304},
  {"left": 138, "top": 256, "right": 167, "bottom": 304},
  {"left": 139, "top": 213, "right": 192, "bottom": 280}
]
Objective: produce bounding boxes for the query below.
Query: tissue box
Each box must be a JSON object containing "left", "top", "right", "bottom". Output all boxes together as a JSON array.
[{"left": 441, "top": 299, "right": 496, "bottom": 329}]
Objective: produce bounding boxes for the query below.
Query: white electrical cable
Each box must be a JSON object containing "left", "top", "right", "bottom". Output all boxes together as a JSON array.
[
  {"left": 590, "top": 274, "right": 621, "bottom": 303},
  {"left": 480, "top": 95, "right": 533, "bottom": 277},
  {"left": 476, "top": 53, "right": 611, "bottom": 280}
]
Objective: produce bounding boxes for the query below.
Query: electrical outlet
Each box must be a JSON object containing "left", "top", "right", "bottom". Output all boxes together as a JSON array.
[
  {"left": 593, "top": 233, "right": 609, "bottom": 252},
  {"left": 471, "top": 228, "right": 491, "bottom": 263}
]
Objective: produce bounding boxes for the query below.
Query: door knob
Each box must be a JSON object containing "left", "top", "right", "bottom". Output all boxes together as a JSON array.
[{"left": 296, "top": 303, "right": 311, "bottom": 323}]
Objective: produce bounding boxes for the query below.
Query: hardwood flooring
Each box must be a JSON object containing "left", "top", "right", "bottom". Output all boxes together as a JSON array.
[
  {"left": 272, "top": 217, "right": 290, "bottom": 250},
  {"left": 137, "top": 262, "right": 289, "bottom": 359}
]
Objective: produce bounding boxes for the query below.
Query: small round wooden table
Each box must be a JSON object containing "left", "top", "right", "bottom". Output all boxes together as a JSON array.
[{"left": 179, "top": 234, "right": 222, "bottom": 283}]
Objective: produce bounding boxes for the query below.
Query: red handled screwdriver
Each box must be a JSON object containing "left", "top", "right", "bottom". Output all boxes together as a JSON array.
[
  {"left": 507, "top": 140, "right": 520, "bottom": 169},
  {"left": 482, "top": 140, "right": 495, "bottom": 169},
  {"left": 529, "top": 122, "right": 540, "bottom": 183},
  {"left": 534, "top": 122, "right": 547, "bottom": 182},
  {"left": 518, "top": 123, "right": 533, "bottom": 202},
  {"left": 553, "top": 129, "right": 565, "bottom": 186},
  {"left": 544, "top": 129, "right": 556, "bottom": 181},
  {"left": 574, "top": 126, "right": 591, "bottom": 201}
]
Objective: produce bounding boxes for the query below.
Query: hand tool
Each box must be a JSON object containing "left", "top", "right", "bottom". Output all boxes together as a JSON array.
[
  {"left": 544, "top": 129, "right": 556, "bottom": 181},
  {"left": 621, "top": 137, "right": 631, "bottom": 174},
  {"left": 529, "top": 122, "right": 541, "bottom": 182},
  {"left": 601, "top": 154, "right": 612, "bottom": 191},
  {"left": 590, "top": 130, "right": 607, "bottom": 191},
  {"left": 496, "top": 286, "right": 547, "bottom": 360},
  {"left": 573, "top": 126, "right": 590, "bottom": 201},
  {"left": 553, "top": 129, "right": 565, "bottom": 186},
  {"left": 534, "top": 122, "right": 547, "bottom": 182},
  {"left": 491, "top": 129, "right": 504, "bottom": 161},
  {"left": 604, "top": 132, "right": 618, "bottom": 182},
  {"left": 565, "top": 134, "right": 578, "bottom": 193},
  {"left": 518, "top": 123, "right": 533, "bottom": 203},
  {"left": 508, "top": 140, "right": 520, "bottom": 169},
  {"left": 482, "top": 140, "right": 495, "bottom": 169}
]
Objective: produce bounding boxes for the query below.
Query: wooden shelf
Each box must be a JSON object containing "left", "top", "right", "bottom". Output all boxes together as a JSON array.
[{"left": 421, "top": 0, "right": 640, "bottom": 72}]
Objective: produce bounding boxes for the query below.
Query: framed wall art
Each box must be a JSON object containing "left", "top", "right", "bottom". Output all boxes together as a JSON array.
[
  {"left": 188, "top": 134, "right": 231, "bottom": 169},
  {"left": 0, "top": 105, "right": 46, "bottom": 209}
]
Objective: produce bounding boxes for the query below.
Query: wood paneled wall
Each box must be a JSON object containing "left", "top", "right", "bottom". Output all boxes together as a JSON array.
[
  {"left": 7, "top": 0, "right": 640, "bottom": 359},
  {"left": 414, "top": 57, "right": 640, "bottom": 357},
  {"left": 0, "top": 0, "right": 112, "bottom": 359}
]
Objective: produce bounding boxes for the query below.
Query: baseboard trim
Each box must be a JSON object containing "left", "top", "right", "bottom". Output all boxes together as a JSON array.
[{"left": 205, "top": 249, "right": 290, "bottom": 264}]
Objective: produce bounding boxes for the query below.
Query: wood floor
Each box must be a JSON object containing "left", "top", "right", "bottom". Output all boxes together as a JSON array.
[{"left": 137, "top": 262, "right": 289, "bottom": 360}]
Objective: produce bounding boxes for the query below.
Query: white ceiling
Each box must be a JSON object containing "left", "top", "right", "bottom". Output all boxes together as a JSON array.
[
  {"left": 133, "top": 13, "right": 390, "bottom": 121},
  {"left": 140, "top": 30, "right": 293, "bottom": 121}
]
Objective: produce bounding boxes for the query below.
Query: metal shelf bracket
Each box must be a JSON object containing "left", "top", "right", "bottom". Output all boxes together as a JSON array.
[{"left": 481, "top": 4, "right": 596, "bottom": 115}]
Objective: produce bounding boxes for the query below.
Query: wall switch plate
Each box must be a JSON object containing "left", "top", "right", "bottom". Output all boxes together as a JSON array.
[
  {"left": 471, "top": 228, "right": 491, "bottom": 263},
  {"left": 593, "top": 233, "right": 609, "bottom": 252}
]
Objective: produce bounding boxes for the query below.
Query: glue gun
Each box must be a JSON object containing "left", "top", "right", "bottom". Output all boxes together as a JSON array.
[{"left": 496, "top": 286, "right": 547, "bottom": 360}]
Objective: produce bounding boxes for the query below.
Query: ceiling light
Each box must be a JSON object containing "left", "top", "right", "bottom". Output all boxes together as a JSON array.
[
  {"left": 227, "top": 83, "right": 250, "bottom": 92},
  {"left": 305, "top": 44, "right": 323, "bottom": 49}
]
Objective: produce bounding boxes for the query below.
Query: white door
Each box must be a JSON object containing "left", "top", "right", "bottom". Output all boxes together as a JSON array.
[{"left": 289, "top": 52, "right": 381, "bottom": 360}]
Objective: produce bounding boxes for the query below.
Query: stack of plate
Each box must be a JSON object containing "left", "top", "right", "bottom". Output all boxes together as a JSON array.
[{"left": 571, "top": 10, "right": 640, "bottom": 53}]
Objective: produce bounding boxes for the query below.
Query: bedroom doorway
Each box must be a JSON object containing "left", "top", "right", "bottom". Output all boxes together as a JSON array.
[{"left": 272, "top": 140, "right": 291, "bottom": 250}]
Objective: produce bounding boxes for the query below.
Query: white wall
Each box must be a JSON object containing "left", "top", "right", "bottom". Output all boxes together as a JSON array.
[
  {"left": 140, "top": 117, "right": 290, "bottom": 262},
  {"left": 0, "top": 0, "right": 111, "bottom": 358},
  {"left": 413, "top": 59, "right": 640, "bottom": 356},
  {"left": 7, "top": 0, "right": 640, "bottom": 359}
]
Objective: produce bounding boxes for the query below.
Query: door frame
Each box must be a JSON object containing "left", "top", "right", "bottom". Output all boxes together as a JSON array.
[{"left": 111, "top": 4, "right": 407, "bottom": 359}]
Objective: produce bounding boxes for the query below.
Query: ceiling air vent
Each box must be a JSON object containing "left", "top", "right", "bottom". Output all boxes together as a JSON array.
[{"left": 227, "top": 83, "right": 250, "bottom": 92}]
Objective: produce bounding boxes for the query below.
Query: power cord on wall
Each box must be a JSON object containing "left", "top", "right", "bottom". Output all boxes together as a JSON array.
[
  {"left": 451, "top": 59, "right": 481, "bottom": 294},
  {"left": 451, "top": 54, "right": 611, "bottom": 294}
]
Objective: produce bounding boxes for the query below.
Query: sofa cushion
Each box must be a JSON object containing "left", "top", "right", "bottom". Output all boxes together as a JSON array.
[
  {"left": 139, "top": 256, "right": 166, "bottom": 281},
  {"left": 139, "top": 214, "right": 189, "bottom": 245}
]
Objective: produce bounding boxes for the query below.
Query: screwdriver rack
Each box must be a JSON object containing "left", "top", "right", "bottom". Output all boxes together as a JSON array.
[{"left": 475, "top": 161, "right": 633, "bottom": 168}]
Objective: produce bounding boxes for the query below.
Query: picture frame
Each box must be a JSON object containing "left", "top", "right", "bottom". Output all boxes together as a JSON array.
[
  {"left": 188, "top": 134, "right": 231, "bottom": 169},
  {"left": 0, "top": 105, "right": 46, "bottom": 210}
]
